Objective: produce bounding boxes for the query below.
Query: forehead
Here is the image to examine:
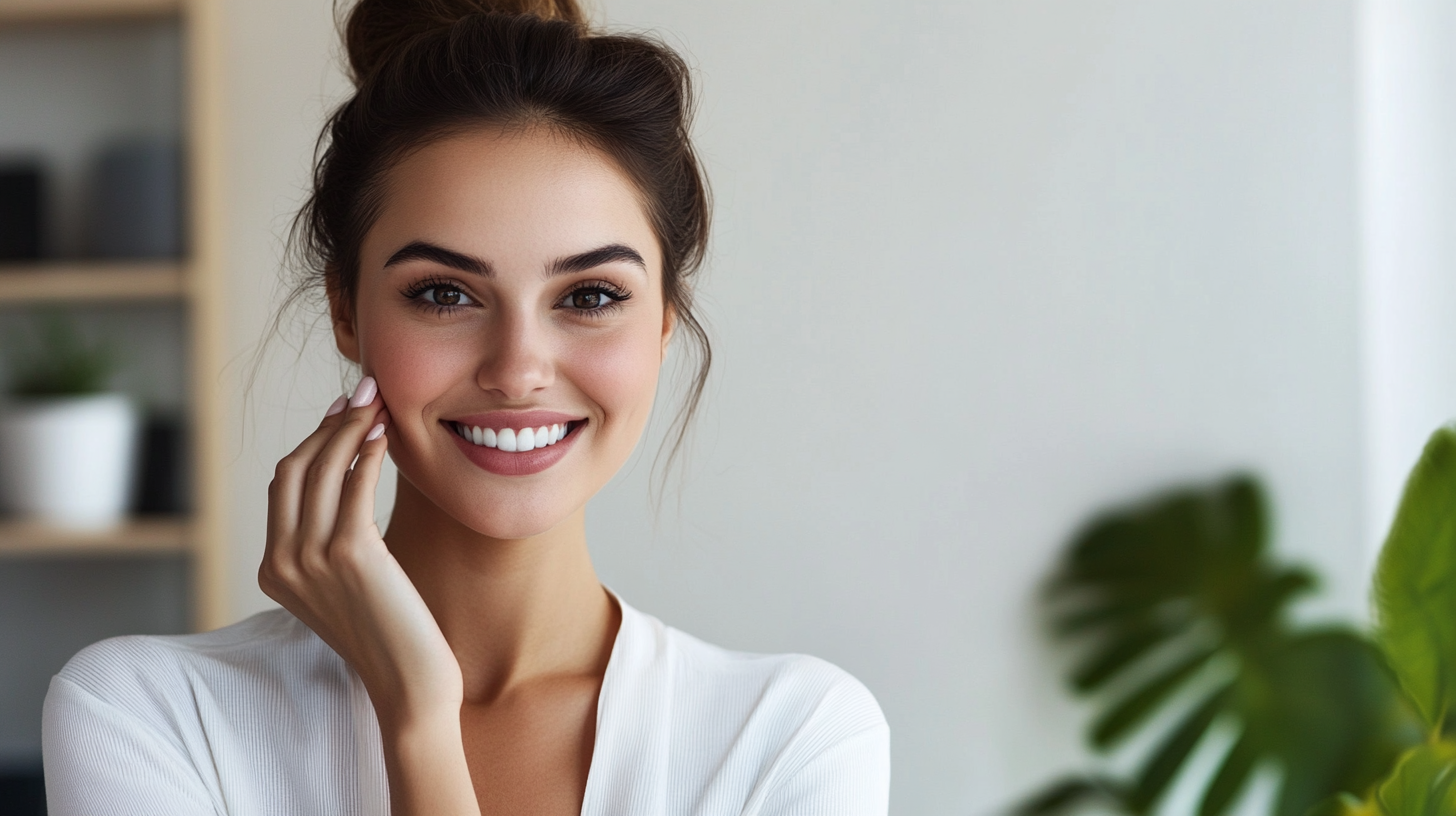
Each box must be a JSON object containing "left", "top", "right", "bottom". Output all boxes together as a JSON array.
[{"left": 363, "top": 127, "right": 661, "bottom": 273}]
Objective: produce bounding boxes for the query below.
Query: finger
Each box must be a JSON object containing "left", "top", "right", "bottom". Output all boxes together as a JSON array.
[
  {"left": 281, "top": 393, "right": 353, "bottom": 484},
  {"left": 336, "top": 412, "right": 391, "bottom": 543},
  {"left": 298, "top": 378, "right": 387, "bottom": 549},
  {"left": 266, "top": 392, "right": 350, "bottom": 559}
]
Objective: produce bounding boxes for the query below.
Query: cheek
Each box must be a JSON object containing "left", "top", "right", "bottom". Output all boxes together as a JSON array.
[
  {"left": 565, "top": 323, "right": 664, "bottom": 433},
  {"left": 359, "top": 317, "right": 475, "bottom": 415}
]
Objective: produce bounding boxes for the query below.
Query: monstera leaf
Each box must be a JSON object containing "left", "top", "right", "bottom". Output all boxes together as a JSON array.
[{"left": 1020, "top": 477, "right": 1417, "bottom": 816}]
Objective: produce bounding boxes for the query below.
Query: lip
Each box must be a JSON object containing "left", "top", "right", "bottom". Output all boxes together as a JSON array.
[{"left": 442, "top": 411, "right": 587, "bottom": 477}]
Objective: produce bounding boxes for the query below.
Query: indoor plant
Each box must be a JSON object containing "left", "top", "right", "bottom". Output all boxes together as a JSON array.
[
  {"left": 1018, "top": 426, "right": 1456, "bottom": 816},
  {"left": 0, "top": 312, "right": 135, "bottom": 529}
]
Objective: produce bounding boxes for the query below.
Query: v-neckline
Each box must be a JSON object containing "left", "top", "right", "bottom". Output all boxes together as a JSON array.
[{"left": 577, "top": 587, "right": 632, "bottom": 816}]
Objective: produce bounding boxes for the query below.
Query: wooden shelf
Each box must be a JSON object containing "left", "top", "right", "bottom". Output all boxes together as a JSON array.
[
  {"left": 0, "top": 0, "right": 179, "bottom": 26},
  {"left": 0, "top": 0, "right": 230, "bottom": 627},
  {"left": 0, "top": 262, "right": 185, "bottom": 304},
  {"left": 0, "top": 517, "right": 188, "bottom": 557}
]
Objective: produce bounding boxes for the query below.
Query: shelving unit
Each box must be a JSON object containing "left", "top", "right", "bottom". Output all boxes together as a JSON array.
[
  {"left": 0, "top": 0, "right": 178, "bottom": 24},
  {"left": 0, "top": 0, "right": 227, "bottom": 629},
  {"left": 0, "top": 262, "right": 185, "bottom": 303},
  {"left": 0, "top": 517, "right": 188, "bottom": 556}
]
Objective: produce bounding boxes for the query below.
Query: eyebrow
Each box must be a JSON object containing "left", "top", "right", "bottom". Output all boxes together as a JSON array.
[
  {"left": 383, "top": 240, "right": 647, "bottom": 279},
  {"left": 549, "top": 244, "right": 647, "bottom": 277},
  {"left": 384, "top": 241, "right": 491, "bottom": 276}
]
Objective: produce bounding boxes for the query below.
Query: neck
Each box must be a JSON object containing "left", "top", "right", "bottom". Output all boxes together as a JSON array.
[{"left": 383, "top": 475, "right": 618, "bottom": 704}]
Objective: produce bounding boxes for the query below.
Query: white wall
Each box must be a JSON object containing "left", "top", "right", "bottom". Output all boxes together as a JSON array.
[
  {"left": 1357, "top": 0, "right": 1456, "bottom": 569},
  {"left": 219, "top": 2, "right": 1373, "bottom": 814},
  {"left": 218, "top": 0, "right": 356, "bottom": 615}
]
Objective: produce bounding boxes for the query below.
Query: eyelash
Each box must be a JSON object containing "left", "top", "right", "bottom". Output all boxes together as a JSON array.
[
  {"left": 400, "top": 278, "right": 634, "bottom": 317},
  {"left": 402, "top": 277, "right": 474, "bottom": 315},
  {"left": 558, "top": 281, "right": 633, "bottom": 318}
]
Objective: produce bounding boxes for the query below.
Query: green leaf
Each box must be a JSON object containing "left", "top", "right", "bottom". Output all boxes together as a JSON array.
[
  {"left": 1200, "top": 730, "right": 1260, "bottom": 816},
  {"left": 1271, "top": 633, "right": 1419, "bottom": 816},
  {"left": 1013, "top": 777, "right": 1125, "bottom": 816},
  {"left": 1091, "top": 645, "right": 1218, "bottom": 749},
  {"left": 1072, "top": 623, "right": 1175, "bottom": 693},
  {"left": 1053, "top": 597, "right": 1173, "bottom": 636},
  {"left": 1019, "top": 475, "right": 1419, "bottom": 816},
  {"left": 1306, "top": 793, "right": 1379, "bottom": 816},
  {"left": 1376, "top": 742, "right": 1456, "bottom": 816},
  {"left": 1128, "top": 685, "right": 1232, "bottom": 812},
  {"left": 1375, "top": 427, "right": 1456, "bottom": 731},
  {"left": 6, "top": 310, "right": 117, "bottom": 397}
]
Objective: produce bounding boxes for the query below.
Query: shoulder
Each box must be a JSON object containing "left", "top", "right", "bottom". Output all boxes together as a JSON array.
[
  {"left": 612, "top": 598, "right": 888, "bottom": 774},
  {"left": 43, "top": 610, "right": 375, "bottom": 813},
  {"left": 664, "top": 623, "right": 887, "bottom": 742},
  {"left": 49, "top": 608, "right": 340, "bottom": 730},
  {"left": 599, "top": 599, "right": 889, "bottom": 813}
]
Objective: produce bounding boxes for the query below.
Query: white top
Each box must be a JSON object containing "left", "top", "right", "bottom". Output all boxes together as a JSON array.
[{"left": 41, "top": 595, "right": 890, "bottom": 816}]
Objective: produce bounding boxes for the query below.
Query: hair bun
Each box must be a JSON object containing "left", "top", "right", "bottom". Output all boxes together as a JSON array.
[{"left": 343, "top": 0, "right": 586, "bottom": 84}]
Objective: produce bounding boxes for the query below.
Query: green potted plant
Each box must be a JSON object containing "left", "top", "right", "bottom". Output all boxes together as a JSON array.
[
  {"left": 0, "top": 312, "right": 135, "bottom": 530},
  {"left": 1017, "top": 426, "right": 1456, "bottom": 816}
]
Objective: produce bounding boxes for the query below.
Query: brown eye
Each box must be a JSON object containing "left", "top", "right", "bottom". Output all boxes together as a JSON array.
[
  {"left": 419, "top": 285, "right": 474, "bottom": 307},
  {"left": 558, "top": 284, "right": 629, "bottom": 314},
  {"left": 571, "top": 291, "right": 603, "bottom": 309}
]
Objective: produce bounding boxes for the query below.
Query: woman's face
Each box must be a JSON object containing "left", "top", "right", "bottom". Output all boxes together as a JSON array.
[{"left": 335, "top": 127, "right": 670, "bottom": 540}]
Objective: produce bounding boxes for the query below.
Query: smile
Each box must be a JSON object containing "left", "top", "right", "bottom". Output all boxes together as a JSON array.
[
  {"left": 450, "top": 421, "right": 578, "bottom": 452},
  {"left": 442, "top": 411, "right": 586, "bottom": 477}
]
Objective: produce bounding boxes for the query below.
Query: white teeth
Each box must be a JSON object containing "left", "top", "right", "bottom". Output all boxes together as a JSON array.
[{"left": 456, "top": 421, "right": 577, "bottom": 451}]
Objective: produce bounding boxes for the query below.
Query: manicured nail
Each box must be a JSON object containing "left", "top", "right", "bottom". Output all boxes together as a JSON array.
[
  {"left": 365, "top": 423, "right": 386, "bottom": 442},
  {"left": 349, "top": 376, "right": 378, "bottom": 408},
  {"left": 324, "top": 395, "right": 348, "bottom": 417}
]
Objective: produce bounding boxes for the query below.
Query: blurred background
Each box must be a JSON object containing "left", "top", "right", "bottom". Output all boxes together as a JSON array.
[{"left": 1, "top": 0, "right": 1455, "bottom": 814}]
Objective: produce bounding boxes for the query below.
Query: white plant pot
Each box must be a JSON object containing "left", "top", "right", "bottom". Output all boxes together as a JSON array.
[{"left": 0, "top": 393, "right": 139, "bottom": 530}]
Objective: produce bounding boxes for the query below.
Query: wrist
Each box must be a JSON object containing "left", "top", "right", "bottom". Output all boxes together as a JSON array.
[
  {"left": 374, "top": 697, "right": 462, "bottom": 743},
  {"left": 356, "top": 660, "right": 463, "bottom": 734},
  {"left": 377, "top": 706, "right": 479, "bottom": 816}
]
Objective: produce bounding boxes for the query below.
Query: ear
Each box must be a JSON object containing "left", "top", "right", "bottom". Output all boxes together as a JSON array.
[
  {"left": 328, "top": 281, "right": 362, "bottom": 364},
  {"left": 661, "top": 301, "right": 677, "bottom": 360}
]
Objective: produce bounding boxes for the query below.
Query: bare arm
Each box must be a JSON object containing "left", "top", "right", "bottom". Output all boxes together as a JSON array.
[{"left": 261, "top": 379, "right": 479, "bottom": 816}]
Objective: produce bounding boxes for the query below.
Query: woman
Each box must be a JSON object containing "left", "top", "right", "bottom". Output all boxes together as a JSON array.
[{"left": 42, "top": 2, "right": 889, "bottom": 814}]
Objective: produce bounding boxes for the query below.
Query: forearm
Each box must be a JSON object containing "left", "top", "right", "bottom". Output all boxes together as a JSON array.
[{"left": 380, "top": 709, "right": 480, "bottom": 816}]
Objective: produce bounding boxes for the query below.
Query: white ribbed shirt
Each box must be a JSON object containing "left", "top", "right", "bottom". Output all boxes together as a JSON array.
[{"left": 42, "top": 594, "right": 890, "bottom": 815}]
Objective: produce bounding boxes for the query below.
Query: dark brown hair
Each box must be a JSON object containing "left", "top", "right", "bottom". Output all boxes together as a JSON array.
[{"left": 293, "top": 0, "right": 712, "bottom": 475}]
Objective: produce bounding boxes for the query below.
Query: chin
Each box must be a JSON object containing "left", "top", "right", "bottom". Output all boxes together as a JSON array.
[
  {"left": 406, "top": 469, "right": 583, "bottom": 541},
  {"left": 460, "top": 507, "right": 568, "bottom": 541}
]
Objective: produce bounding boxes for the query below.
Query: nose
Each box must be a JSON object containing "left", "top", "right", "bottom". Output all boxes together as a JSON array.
[{"left": 475, "top": 310, "right": 554, "bottom": 400}]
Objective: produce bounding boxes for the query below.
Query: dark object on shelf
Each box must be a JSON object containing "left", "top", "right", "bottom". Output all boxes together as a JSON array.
[
  {"left": 87, "top": 139, "right": 183, "bottom": 259},
  {"left": 0, "top": 162, "right": 44, "bottom": 261},
  {"left": 134, "top": 412, "right": 189, "bottom": 515},
  {"left": 0, "top": 764, "right": 45, "bottom": 816}
]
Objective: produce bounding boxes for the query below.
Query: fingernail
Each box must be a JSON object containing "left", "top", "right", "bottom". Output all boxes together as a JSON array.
[
  {"left": 365, "top": 423, "right": 386, "bottom": 442},
  {"left": 324, "top": 395, "right": 348, "bottom": 417},
  {"left": 349, "top": 376, "right": 378, "bottom": 408}
]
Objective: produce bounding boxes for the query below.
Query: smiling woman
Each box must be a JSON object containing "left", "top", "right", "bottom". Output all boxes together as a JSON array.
[{"left": 38, "top": 2, "right": 889, "bottom": 816}]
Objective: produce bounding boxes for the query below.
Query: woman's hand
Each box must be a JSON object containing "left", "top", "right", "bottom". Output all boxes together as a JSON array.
[
  {"left": 261, "top": 378, "right": 479, "bottom": 815},
  {"left": 260, "top": 376, "right": 461, "bottom": 720}
]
